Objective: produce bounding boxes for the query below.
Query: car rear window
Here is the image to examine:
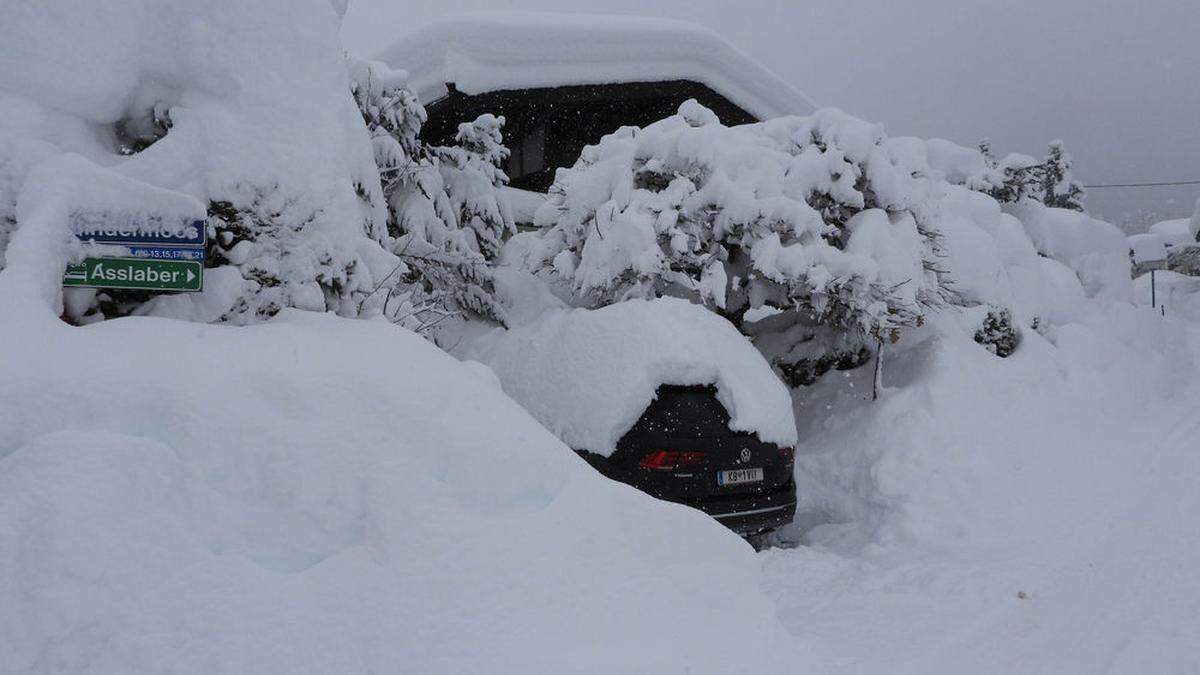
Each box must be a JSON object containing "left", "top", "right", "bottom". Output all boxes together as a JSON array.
[{"left": 628, "top": 385, "right": 733, "bottom": 438}]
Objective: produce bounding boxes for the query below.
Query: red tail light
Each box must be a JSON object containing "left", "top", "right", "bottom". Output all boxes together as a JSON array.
[
  {"left": 778, "top": 446, "right": 795, "bottom": 461},
  {"left": 638, "top": 450, "right": 706, "bottom": 470}
]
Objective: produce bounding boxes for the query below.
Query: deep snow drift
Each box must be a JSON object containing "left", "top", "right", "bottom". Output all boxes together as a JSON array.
[
  {"left": 0, "top": 189, "right": 790, "bottom": 673},
  {"left": 758, "top": 297, "right": 1200, "bottom": 673}
]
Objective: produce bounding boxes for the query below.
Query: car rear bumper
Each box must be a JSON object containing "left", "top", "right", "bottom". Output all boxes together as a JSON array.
[
  {"left": 684, "top": 483, "right": 797, "bottom": 535},
  {"left": 708, "top": 500, "right": 797, "bottom": 535},
  {"left": 577, "top": 450, "right": 797, "bottom": 536}
]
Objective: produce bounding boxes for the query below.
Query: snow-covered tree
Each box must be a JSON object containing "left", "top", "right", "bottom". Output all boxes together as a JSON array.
[
  {"left": 525, "top": 100, "right": 954, "bottom": 380},
  {"left": 349, "top": 59, "right": 513, "bottom": 329},
  {"left": 976, "top": 144, "right": 1040, "bottom": 205},
  {"left": 434, "top": 114, "right": 513, "bottom": 260},
  {"left": 1039, "top": 140, "right": 1085, "bottom": 211},
  {"left": 971, "top": 139, "right": 1084, "bottom": 211}
]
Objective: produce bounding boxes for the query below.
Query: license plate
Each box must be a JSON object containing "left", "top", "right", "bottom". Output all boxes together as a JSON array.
[{"left": 717, "top": 467, "right": 763, "bottom": 486}]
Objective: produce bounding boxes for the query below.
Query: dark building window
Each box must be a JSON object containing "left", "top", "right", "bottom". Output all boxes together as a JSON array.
[{"left": 507, "top": 122, "right": 545, "bottom": 183}]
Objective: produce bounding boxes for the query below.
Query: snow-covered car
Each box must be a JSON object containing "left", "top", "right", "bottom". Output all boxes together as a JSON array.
[
  {"left": 581, "top": 383, "right": 796, "bottom": 535},
  {"left": 467, "top": 296, "right": 800, "bottom": 536}
]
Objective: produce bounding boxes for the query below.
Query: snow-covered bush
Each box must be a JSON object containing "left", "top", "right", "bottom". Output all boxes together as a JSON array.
[
  {"left": 350, "top": 59, "right": 513, "bottom": 328},
  {"left": 973, "top": 306, "right": 1020, "bottom": 357},
  {"left": 525, "top": 101, "right": 953, "bottom": 375}
]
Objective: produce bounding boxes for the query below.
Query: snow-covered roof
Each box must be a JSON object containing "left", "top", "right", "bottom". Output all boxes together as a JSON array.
[{"left": 375, "top": 12, "right": 817, "bottom": 121}]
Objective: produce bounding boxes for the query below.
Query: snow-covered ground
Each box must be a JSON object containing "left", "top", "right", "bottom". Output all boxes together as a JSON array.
[
  {"left": 759, "top": 298, "right": 1200, "bottom": 673},
  {"left": 4, "top": 2, "right": 1200, "bottom": 673},
  {"left": 0, "top": 215, "right": 792, "bottom": 674}
]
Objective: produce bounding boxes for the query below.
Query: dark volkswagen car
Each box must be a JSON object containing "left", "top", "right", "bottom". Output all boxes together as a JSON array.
[{"left": 578, "top": 384, "right": 796, "bottom": 536}]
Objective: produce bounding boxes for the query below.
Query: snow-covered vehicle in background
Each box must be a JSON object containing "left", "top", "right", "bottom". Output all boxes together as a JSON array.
[{"left": 466, "top": 296, "right": 799, "bottom": 536}]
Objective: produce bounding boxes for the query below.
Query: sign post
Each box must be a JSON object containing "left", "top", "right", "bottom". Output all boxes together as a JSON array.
[{"left": 65, "top": 211, "right": 206, "bottom": 293}]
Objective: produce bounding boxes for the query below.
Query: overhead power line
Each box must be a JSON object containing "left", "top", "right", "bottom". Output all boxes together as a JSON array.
[{"left": 1082, "top": 179, "right": 1200, "bottom": 189}]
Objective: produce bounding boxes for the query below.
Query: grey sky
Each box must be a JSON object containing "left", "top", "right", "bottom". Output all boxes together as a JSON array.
[{"left": 342, "top": 0, "right": 1200, "bottom": 226}]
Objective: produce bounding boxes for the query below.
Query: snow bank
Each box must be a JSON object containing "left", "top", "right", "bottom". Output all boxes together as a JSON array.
[
  {"left": 758, "top": 290, "right": 1200, "bottom": 672},
  {"left": 375, "top": 11, "right": 816, "bottom": 120},
  {"left": 786, "top": 304, "right": 1190, "bottom": 548},
  {"left": 934, "top": 185, "right": 1087, "bottom": 324},
  {"left": 500, "top": 185, "right": 547, "bottom": 225},
  {"left": 466, "top": 297, "right": 797, "bottom": 456},
  {"left": 0, "top": 226, "right": 788, "bottom": 673},
  {"left": 0, "top": 314, "right": 787, "bottom": 672},
  {"left": 1008, "top": 200, "right": 1132, "bottom": 301}
]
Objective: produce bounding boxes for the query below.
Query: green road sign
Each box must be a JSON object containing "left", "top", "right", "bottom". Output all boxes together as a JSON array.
[{"left": 64, "top": 257, "right": 203, "bottom": 292}]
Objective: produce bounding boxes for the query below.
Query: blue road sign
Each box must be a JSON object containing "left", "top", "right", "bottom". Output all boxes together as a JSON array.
[
  {"left": 125, "top": 246, "right": 205, "bottom": 261},
  {"left": 72, "top": 211, "right": 206, "bottom": 247}
]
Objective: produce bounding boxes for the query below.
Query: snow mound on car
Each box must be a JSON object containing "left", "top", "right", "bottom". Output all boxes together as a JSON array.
[{"left": 467, "top": 297, "right": 798, "bottom": 456}]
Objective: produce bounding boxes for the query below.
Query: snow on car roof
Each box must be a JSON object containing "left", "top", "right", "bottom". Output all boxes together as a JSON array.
[
  {"left": 375, "top": 11, "right": 817, "bottom": 121},
  {"left": 466, "top": 297, "right": 798, "bottom": 457}
]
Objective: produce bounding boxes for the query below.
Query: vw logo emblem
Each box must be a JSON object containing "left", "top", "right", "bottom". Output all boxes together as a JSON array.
[{"left": 739, "top": 448, "right": 752, "bottom": 463}]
